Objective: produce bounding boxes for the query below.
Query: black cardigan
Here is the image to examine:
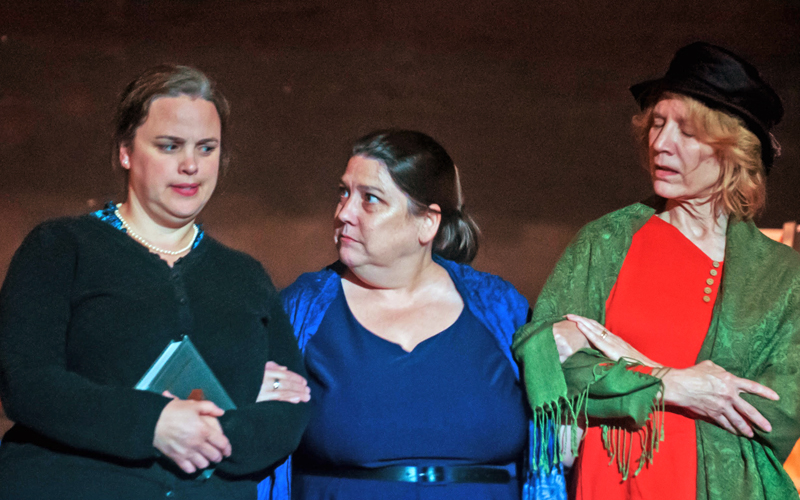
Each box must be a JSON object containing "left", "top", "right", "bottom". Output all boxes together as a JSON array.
[{"left": 0, "top": 215, "right": 310, "bottom": 499}]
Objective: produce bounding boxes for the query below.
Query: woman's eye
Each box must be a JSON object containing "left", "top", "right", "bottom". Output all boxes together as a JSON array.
[
  {"left": 158, "top": 143, "right": 178, "bottom": 152},
  {"left": 651, "top": 121, "right": 664, "bottom": 130},
  {"left": 199, "top": 145, "right": 217, "bottom": 155},
  {"left": 338, "top": 187, "right": 349, "bottom": 200},
  {"left": 681, "top": 130, "right": 695, "bottom": 138},
  {"left": 364, "top": 193, "right": 380, "bottom": 204}
]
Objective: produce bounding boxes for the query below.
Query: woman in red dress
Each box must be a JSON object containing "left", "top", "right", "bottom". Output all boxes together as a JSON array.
[{"left": 514, "top": 42, "right": 800, "bottom": 500}]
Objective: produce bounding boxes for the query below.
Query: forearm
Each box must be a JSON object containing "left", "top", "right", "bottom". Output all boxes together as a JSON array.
[
  {"left": 0, "top": 363, "right": 170, "bottom": 459},
  {"left": 563, "top": 349, "right": 661, "bottom": 426},
  {"left": 514, "top": 319, "right": 661, "bottom": 427},
  {"left": 216, "top": 295, "right": 310, "bottom": 476},
  {"left": 216, "top": 400, "right": 310, "bottom": 476}
]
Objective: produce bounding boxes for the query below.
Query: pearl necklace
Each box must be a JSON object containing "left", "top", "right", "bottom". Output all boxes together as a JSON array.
[{"left": 114, "top": 209, "right": 198, "bottom": 256}]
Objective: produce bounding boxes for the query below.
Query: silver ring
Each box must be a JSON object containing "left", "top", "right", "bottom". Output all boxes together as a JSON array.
[{"left": 272, "top": 378, "right": 281, "bottom": 391}]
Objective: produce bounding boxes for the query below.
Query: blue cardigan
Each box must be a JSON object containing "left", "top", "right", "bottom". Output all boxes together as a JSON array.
[{"left": 258, "top": 255, "right": 566, "bottom": 500}]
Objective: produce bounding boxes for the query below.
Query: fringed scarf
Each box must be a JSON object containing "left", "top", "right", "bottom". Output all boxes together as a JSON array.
[{"left": 513, "top": 200, "right": 800, "bottom": 499}]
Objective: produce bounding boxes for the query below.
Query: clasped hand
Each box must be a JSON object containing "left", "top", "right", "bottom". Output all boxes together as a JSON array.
[
  {"left": 153, "top": 392, "right": 232, "bottom": 474},
  {"left": 555, "top": 314, "right": 779, "bottom": 438},
  {"left": 153, "top": 361, "right": 309, "bottom": 474},
  {"left": 256, "top": 361, "right": 311, "bottom": 404}
]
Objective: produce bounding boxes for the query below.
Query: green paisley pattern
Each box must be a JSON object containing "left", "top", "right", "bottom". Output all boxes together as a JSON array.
[{"left": 513, "top": 200, "right": 800, "bottom": 499}]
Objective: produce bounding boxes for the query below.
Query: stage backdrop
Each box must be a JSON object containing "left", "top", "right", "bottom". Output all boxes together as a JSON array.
[{"left": 1, "top": 1, "right": 799, "bottom": 487}]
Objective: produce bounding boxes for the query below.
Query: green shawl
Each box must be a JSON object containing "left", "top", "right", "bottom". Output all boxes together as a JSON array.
[{"left": 513, "top": 201, "right": 800, "bottom": 499}]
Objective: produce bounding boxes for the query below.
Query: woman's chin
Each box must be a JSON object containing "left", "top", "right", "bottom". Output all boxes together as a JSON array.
[
  {"left": 652, "top": 181, "right": 682, "bottom": 201},
  {"left": 337, "top": 250, "right": 362, "bottom": 269},
  {"left": 162, "top": 198, "right": 210, "bottom": 223}
]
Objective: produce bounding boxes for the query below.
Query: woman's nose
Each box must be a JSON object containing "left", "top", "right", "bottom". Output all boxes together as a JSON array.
[
  {"left": 180, "top": 151, "right": 198, "bottom": 175},
  {"left": 336, "top": 196, "right": 356, "bottom": 224},
  {"left": 652, "top": 123, "right": 677, "bottom": 153}
]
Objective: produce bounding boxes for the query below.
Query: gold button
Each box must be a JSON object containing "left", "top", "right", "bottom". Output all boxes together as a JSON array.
[
  {"left": 713, "top": 261, "right": 720, "bottom": 268},
  {"left": 704, "top": 287, "right": 712, "bottom": 294},
  {"left": 703, "top": 295, "right": 711, "bottom": 303},
  {"left": 707, "top": 278, "right": 714, "bottom": 285},
  {"left": 710, "top": 269, "right": 718, "bottom": 276}
]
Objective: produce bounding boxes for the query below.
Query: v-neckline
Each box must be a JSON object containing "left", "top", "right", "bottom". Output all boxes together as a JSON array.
[
  {"left": 339, "top": 281, "right": 466, "bottom": 354},
  {"left": 651, "top": 215, "right": 724, "bottom": 264}
]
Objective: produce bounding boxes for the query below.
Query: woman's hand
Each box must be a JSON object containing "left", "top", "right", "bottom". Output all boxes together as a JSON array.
[
  {"left": 662, "top": 361, "right": 779, "bottom": 437},
  {"left": 256, "top": 361, "right": 311, "bottom": 403},
  {"left": 565, "top": 314, "right": 661, "bottom": 367},
  {"left": 153, "top": 394, "right": 232, "bottom": 474},
  {"left": 552, "top": 320, "right": 590, "bottom": 363},
  {"left": 565, "top": 315, "right": 780, "bottom": 438}
]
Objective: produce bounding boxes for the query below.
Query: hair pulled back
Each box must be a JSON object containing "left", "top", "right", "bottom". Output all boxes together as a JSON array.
[
  {"left": 113, "top": 64, "right": 230, "bottom": 175},
  {"left": 352, "top": 129, "right": 480, "bottom": 264}
]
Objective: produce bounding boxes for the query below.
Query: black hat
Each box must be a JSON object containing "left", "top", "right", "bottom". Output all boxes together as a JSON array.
[{"left": 630, "top": 42, "right": 783, "bottom": 173}]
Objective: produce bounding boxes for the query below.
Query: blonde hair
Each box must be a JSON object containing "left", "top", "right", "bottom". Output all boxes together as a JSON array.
[{"left": 632, "top": 92, "right": 766, "bottom": 219}]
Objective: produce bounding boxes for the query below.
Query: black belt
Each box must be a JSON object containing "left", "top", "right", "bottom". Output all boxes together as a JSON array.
[{"left": 296, "top": 464, "right": 515, "bottom": 484}]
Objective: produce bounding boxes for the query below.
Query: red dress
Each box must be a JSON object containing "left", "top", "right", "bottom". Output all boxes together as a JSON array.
[{"left": 573, "top": 216, "right": 724, "bottom": 500}]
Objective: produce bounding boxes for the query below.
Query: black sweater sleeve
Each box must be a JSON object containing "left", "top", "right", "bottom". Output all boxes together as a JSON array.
[
  {"left": 215, "top": 286, "right": 311, "bottom": 477},
  {"left": 0, "top": 221, "right": 170, "bottom": 460}
]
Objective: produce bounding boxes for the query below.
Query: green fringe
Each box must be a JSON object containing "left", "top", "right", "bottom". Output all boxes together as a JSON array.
[
  {"left": 601, "top": 379, "right": 666, "bottom": 480},
  {"left": 529, "top": 380, "right": 591, "bottom": 473},
  {"left": 530, "top": 360, "right": 667, "bottom": 481}
]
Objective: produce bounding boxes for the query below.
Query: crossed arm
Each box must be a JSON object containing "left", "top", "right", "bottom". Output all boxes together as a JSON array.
[{"left": 554, "top": 314, "right": 778, "bottom": 438}]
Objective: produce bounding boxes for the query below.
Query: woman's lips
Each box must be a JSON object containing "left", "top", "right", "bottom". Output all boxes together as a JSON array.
[
  {"left": 654, "top": 165, "right": 679, "bottom": 178},
  {"left": 338, "top": 234, "right": 358, "bottom": 244},
  {"left": 171, "top": 184, "right": 199, "bottom": 196}
]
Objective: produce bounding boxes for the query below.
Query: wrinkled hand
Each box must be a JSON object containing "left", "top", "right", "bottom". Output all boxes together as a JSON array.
[
  {"left": 565, "top": 315, "right": 779, "bottom": 438},
  {"left": 256, "top": 361, "right": 311, "bottom": 404},
  {"left": 153, "top": 392, "right": 232, "bottom": 474},
  {"left": 552, "top": 319, "right": 590, "bottom": 363},
  {"left": 662, "top": 361, "right": 778, "bottom": 437},
  {"left": 565, "top": 314, "right": 661, "bottom": 367}
]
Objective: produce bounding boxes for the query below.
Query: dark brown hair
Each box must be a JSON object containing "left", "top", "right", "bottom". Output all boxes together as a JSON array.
[{"left": 352, "top": 129, "right": 480, "bottom": 263}]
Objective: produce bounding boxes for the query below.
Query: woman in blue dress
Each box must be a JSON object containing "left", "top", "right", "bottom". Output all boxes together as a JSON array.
[{"left": 258, "top": 130, "right": 566, "bottom": 500}]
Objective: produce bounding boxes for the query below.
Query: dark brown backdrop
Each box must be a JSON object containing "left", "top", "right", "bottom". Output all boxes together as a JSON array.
[{"left": 1, "top": 0, "right": 798, "bottom": 300}]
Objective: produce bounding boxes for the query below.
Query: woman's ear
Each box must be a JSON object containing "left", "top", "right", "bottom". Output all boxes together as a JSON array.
[
  {"left": 119, "top": 145, "right": 131, "bottom": 170},
  {"left": 418, "top": 203, "right": 442, "bottom": 245}
]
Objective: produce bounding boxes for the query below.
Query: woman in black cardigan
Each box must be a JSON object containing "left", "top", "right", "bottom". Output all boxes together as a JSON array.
[{"left": 0, "top": 65, "right": 310, "bottom": 499}]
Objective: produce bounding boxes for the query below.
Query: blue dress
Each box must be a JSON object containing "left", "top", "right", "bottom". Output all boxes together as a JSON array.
[{"left": 292, "top": 283, "right": 528, "bottom": 499}]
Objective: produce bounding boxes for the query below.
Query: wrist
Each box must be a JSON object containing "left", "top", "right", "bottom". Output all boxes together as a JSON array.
[{"left": 657, "top": 367, "right": 682, "bottom": 405}]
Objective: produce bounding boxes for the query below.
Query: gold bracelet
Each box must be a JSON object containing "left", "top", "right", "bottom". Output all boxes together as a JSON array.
[{"left": 652, "top": 366, "right": 673, "bottom": 379}]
